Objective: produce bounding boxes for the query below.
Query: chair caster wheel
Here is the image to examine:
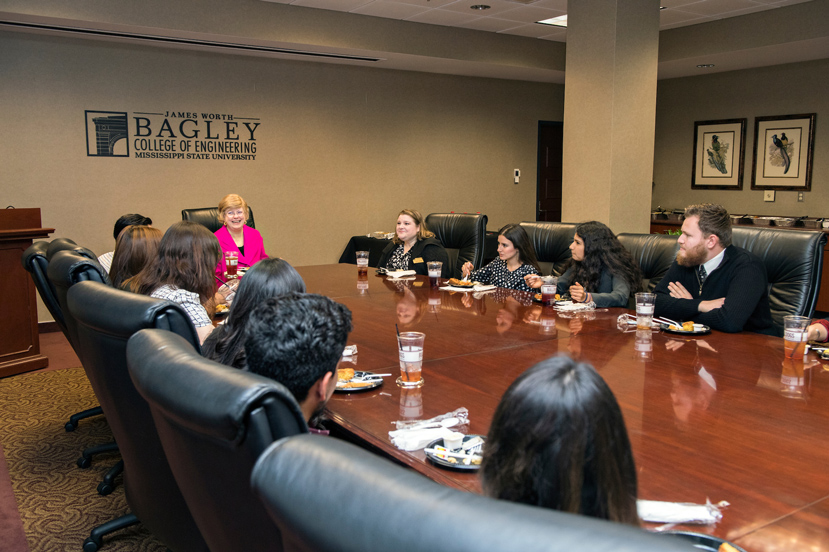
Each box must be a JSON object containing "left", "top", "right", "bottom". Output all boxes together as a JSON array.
[
  {"left": 65, "top": 421, "right": 77, "bottom": 432},
  {"left": 83, "top": 537, "right": 100, "bottom": 552},
  {"left": 77, "top": 457, "right": 92, "bottom": 469},
  {"left": 97, "top": 482, "right": 113, "bottom": 496}
]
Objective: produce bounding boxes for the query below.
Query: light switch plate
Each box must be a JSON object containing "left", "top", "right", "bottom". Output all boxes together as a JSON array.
[{"left": 764, "top": 190, "right": 775, "bottom": 202}]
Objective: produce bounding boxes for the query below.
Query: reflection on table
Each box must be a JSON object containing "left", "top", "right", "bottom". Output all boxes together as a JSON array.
[{"left": 295, "top": 264, "right": 829, "bottom": 552}]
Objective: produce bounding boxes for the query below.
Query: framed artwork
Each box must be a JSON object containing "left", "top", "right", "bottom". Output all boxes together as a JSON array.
[
  {"left": 691, "top": 119, "right": 746, "bottom": 189},
  {"left": 751, "top": 113, "right": 816, "bottom": 191}
]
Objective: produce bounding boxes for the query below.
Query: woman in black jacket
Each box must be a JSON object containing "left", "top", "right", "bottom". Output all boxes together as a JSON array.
[{"left": 377, "top": 209, "right": 449, "bottom": 277}]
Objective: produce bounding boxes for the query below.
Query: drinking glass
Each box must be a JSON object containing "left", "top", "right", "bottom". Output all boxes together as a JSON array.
[
  {"left": 224, "top": 251, "right": 239, "bottom": 279},
  {"left": 635, "top": 292, "right": 656, "bottom": 330},
  {"left": 397, "top": 331, "right": 425, "bottom": 388},
  {"left": 783, "top": 315, "right": 810, "bottom": 359},
  {"left": 356, "top": 251, "right": 369, "bottom": 275},
  {"left": 540, "top": 278, "right": 557, "bottom": 306},
  {"left": 427, "top": 261, "right": 443, "bottom": 289}
]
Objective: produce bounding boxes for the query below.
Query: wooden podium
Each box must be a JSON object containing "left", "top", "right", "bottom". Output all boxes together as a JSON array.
[{"left": 0, "top": 208, "right": 54, "bottom": 378}]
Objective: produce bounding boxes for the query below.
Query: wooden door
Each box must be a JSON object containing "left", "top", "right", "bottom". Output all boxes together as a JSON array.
[{"left": 536, "top": 121, "right": 563, "bottom": 221}]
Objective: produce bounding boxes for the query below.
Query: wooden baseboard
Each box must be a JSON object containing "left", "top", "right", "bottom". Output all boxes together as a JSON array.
[{"left": 38, "top": 321, "right": 61, "bottom": 334}]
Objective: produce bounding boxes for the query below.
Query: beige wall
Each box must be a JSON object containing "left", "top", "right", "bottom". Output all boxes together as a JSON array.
[
  {"left": 1, "top": 30, "right": 564, "bottom": 321},
  {"left": 652, "top": 58, "right": 829, "bottom": 216}
]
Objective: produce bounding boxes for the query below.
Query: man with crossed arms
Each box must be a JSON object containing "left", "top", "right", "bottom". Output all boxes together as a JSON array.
[{"left": 654, "top": 203, "right": 773, "bottom": 334}]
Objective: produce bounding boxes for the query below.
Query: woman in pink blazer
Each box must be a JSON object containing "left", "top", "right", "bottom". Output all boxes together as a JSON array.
[{"left": 215, "top": 194, "right": 268, "bottom": 283}]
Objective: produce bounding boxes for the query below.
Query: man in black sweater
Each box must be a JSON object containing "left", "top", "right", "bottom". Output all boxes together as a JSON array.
[{"left": 654, "top": 204, "right": 772, "bottom": 334}]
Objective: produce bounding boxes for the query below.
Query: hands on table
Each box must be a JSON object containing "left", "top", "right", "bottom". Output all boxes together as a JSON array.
[{"left": 666, "top": 281, "right": 725, "bottom": 313}]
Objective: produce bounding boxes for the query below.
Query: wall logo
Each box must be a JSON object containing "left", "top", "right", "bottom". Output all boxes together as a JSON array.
[
  {"left": 84, "top": 109, "right": 260, "bottom": 161},
  {"left": 85, "top": 111, "right": 129, "bottom": 157}
]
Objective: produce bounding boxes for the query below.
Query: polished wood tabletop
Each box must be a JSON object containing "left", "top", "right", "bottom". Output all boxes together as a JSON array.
[{"left": 300, "top": 264, "right": 829, "bottom": 551}]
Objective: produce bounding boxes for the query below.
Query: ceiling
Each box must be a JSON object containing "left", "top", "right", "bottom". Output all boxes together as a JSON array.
[
  {"left": 261, "top": 0, "right": 813, "bottom": 42},
  {"left": 1, "top": 0, "right": 827, "bottom": 84}
]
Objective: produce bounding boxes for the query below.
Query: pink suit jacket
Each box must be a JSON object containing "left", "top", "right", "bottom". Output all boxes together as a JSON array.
[{"left": 215, "top": 224, "right": 269, "bottom": 282}]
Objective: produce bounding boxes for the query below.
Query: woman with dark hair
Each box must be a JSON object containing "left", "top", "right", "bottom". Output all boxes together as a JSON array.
[
  {"left": 377, "top": 209, "right": 450, "bottom": 277},
  {"left": 128, "top": 221, "right": 221, "bottom": 343},
  {"left": 461, "top": 224, "right": 540, "bottom": 292},
  {"left": 480, "top": 355, "right": 639, "bottom": 526},
  {"left": 201, "top": 258, "right": 306, "bottom": 369},
  {"left": 528, "top": 221, "right": 641, "bottom": 307},
  {"left": 109, "top": 225, "right": 162, "bottom": 290}
]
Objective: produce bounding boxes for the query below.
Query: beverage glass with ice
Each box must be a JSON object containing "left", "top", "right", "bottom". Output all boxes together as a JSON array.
[
  {"left": 224, "top": 251, "right": 239, "bottom": 279},
  {"left": 540, "top": 279, "right": 557, "bottom": 306},
  {"left": 356, "top": 251, "right": 369, "bottom": 275},
  {"left": 427, "top": 261, "right": 443, "bottom": 289},
  {"left": 783, "top": 315, "right": 810, "bottom": 359},
  {"left": 635, "top": 292, "right": 655, "bottom": 330},
  {"left": 397, "top": 331, "right": 425, "bottom": 388}
]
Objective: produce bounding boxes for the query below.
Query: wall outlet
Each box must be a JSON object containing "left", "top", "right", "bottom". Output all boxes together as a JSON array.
[
  {"left": 798, "top": 192, "right": 805, "bottom": 202},
  {"left": 764, "top": 190, "right": 775, "bottom": 202},
  {"left": 514, "top": 169, "right": 520, "bottom": 184}
]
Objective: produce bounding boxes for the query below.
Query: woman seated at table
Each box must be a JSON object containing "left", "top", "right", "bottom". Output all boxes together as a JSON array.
[
  {"left": 128, "top": 221, "right": 220, "bottom": 344},
  {"left": 202, "top": 258, "right": 306, "bottom": 369},
  {"left": 461, "top": 224, "right": 540, "bottom": 292},
  {"left": 109, "top": 225, "right": 162, "bottom": 290},
  {"left": 480, "top": 355, "right": 639, "bottom": 525},
  {"left": 377, "top": 209, "right": 449, "bottom": 277},
  {"left": 215, "top": 193, "right": 268, "bottom": 282},
  {"left": 526, "top": 221, "right": 641, "bottom": 307}
]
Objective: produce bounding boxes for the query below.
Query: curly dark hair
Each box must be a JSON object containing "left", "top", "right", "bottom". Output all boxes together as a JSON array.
[
  {"left": 244, "top": 293, "right": 352, "bottom": 403},
  {"left": 563, "top": 221, "right": 642, "bottom": 295},
  {"left": 480, "top": 355, "right": 639, "bottom": 525}
]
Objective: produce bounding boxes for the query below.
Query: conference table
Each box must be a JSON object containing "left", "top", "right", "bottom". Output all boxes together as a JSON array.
[{"left": 297, "top": 263, "right": 829, "bottom": 552}]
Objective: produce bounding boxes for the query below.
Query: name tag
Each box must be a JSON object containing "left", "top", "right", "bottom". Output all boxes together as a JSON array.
[{"left": 413, "top": 257, "right": 424, "bottom": 264}]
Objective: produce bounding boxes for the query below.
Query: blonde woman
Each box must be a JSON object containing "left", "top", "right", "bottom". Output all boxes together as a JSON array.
[
  {"left": 215, "top": 194, "right": 268, "bottom": 282},
  {"left": 377, "top": 209, "right": 449, "bottom": 277}
]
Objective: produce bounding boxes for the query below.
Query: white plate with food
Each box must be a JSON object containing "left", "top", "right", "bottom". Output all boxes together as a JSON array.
[
  {"left": 660, "top": 322, "right": 711, "bottom": 336},
  {"left": 424, "top": 434, "right": 485, "bottom": 471},
  {"left": 335, "top": 369, "right": 384, "bottom": 393}
]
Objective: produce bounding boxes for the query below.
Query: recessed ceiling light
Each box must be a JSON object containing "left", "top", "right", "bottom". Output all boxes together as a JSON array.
[
  {"left": 697, "top": 64, "right": 715, "bottom": 68},
  {"left": 537, "top": 15, "right": 567, "bottom": 27},
  {"left": 470, "top": 5, "right": 491, "bottom": 10}
]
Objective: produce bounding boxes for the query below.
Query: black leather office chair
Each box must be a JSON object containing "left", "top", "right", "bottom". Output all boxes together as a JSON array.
[
  {"left": 68, "top": 281, "right": 207, "bottom": 552},
  {"left": 618, "top": 233, "right": 680, "bottom": 293},
  {"left": 22, "top": 240, "right": 67, "bottom": 336},
  {"left": 25, "top": 239, "right": 104, "bottom": 431},
  {"left": 128, "top": 329, "right": 308, "bottom": 552},
  {"left": 181, "top": 206, "right": 255, "bottom": 233},
  {"left": 519, "top": 221, "right": 578, "bottom": 276},
  {"left": 251, "top": 435, "right": 696, "bottom": 552},
  {"left": 731, "top": 227, "right": 826, "bottom": 336},
  {"left": 45, "top": 250, "right": 123, "bottom": 495},
  {"left": 425, "top": 213, "right": 487, "bottom": 279}
]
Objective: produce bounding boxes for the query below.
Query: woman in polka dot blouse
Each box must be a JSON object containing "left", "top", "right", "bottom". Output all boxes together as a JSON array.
[{"left": 461, "top": 224, "right": 540, "bottom": 293}]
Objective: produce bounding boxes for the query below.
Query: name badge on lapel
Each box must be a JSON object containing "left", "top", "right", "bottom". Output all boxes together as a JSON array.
[{"left": 413, "top": 257, "right": 424, "bottom": 264}]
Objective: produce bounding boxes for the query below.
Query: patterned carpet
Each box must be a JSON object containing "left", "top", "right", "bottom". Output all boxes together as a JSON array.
[{"left": 0, "top": 367, "right": 165, "bottom": 551}]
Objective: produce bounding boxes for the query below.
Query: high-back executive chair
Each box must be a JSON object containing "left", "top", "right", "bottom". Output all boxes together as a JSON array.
[
  {"left": 518, "top": 221, "right": 578, "bottom": 276},
  {"left": 181, "top": 206, "right": 255, "bottom": 234},
  {"left": 67, "top": 281, "right": 207, "bottom": 552},
  {"left": 425, "top": 213, "right": 487, "bottom": 279},
  {"left": 128, "top": 328, "right": 308, "bottom": 552},
  {"left": 251, "top": 435, "right": 697, "bottom": 552},
  {"left": 617, "top": 233, "right": 681, "bottom": 294},
  {"left": 22, "top": 239, "right": 102, "bottom": 428},
  {"left": 43, "top": 249, "right": 123, "bottom": 494},
  {"left": 730, "top": 226, "right": 826, "bottom": 336}
]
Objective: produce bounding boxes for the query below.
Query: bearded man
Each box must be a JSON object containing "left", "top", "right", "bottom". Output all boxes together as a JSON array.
[{"left": 654, "top": 204, "right": 772, "bottom": 334}]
